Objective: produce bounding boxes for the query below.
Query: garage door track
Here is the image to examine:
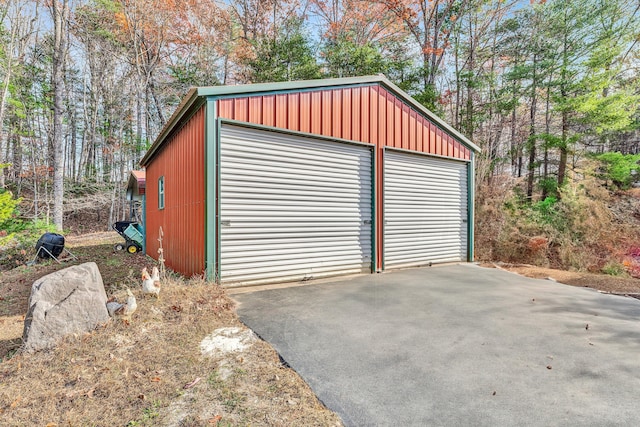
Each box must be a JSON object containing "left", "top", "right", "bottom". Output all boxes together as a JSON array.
[{"left": 234, "top": 264, "right": 640, "bottom": 426}]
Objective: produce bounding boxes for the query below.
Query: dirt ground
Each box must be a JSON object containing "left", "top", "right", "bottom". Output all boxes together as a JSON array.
[
  {"left": 0, "top": 232, "right": 342, "bottom": 426},
  {"left": 486, "top": 262, "right": 640, "bottom": 296}
]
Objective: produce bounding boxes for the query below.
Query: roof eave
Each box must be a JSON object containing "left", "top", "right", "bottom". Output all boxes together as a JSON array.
[
  {"left": 375, "top": 76, "right": 481, "bottom": 153},
  {"left": 140, "top": 87, "right": 201, "bottom": 166}
]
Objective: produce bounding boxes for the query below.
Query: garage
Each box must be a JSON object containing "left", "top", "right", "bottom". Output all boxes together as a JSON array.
[
  {"left": 140, "top": 75, "right": 479, "bottom": 284},
  {"left": 219, "top": 124, "right": 373, "bottom": 285},
  {"left": 384, "top": 150, "right": 468, "bottom": 268}
]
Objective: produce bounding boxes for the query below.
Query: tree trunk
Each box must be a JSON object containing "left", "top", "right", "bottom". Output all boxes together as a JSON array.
[
  {"left": 50, "top": 0, "right": 69, "bottom": 231},
  {"left": 557, "top": 12, "right": 569, "bottom": 189},
  {"left": 526, "top": 53, "right": 538, "bottom": 201},
  {"left": 0, "top": 65, "right": 11, "bottom": 189}
]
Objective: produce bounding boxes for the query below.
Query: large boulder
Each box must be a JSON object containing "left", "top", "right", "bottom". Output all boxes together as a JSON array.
[{"left": 22, "top": 262, "right": 109, "bottom": 353}]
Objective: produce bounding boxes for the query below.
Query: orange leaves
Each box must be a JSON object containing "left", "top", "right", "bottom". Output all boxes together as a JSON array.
[
  {"left": 422, "top": 46, "right": 444, "bottom": 56},
  {"left": 314, "top": 0, "right": 407, "bottom": 45},
  {"left": 528, "top": 236, "right": 549, "bottom": 252},
  {"left": 114, "top": 11, "right": 129, "bottom": 33}
]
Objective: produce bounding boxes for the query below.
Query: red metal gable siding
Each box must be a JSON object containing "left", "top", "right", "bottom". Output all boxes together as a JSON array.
[
  {"left": 145, "top": 106, "right": 206, "bottom": 276},
  {"left": 216, "top": 84, "right": 470, "bottom": 161}
]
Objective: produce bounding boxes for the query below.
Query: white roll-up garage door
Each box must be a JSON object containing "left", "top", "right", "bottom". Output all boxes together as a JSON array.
[
  {"left": 219, "top": 124, "right": 373, "bottom": 286},
  {"left": 384, "top": 150, "right": 468, "bottom": 269}
]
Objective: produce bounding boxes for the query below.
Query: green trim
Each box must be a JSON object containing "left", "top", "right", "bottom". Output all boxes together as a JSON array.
[
  {"left": 467, "top": 153, "right": 475, "bottom": 262},
  {"left": 380, "top": 148, "right": 386, "bottom": 272},
  {"left": 195, "top": 76, "right": 385, "bottom": 98},
  {"left": 212, "top": 82, "right": 377, "bottom": 101},
  {"left": 205, "top": 98, "right": 217, "bottom": 282},
  {"left": 158, "top": 176, "right": 165, "bottom": 210},
  {"left": 141, "top": 196, "right": 146, "bottom": 254},
  {"left": 371, "top": 146, "right": 378, "bottom": 273},
  {"left": 383, "top": 146, "right": 472, "bottom": 163},
  {"left": 219, "top": 119, "right": 376, "bottom": 149},
  {"left": 216, "top": 118, "right": 222, "bottom": 283}
]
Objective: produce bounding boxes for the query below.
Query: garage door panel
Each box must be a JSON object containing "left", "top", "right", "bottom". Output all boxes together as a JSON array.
[
  {"left": 221, "top": 124, "right": 373, "bottom": 286},
  {"left": 384, "top": 150, "right": 468, "bottom": 269},
  {"left": 223, "top": 162, "right": 371, "bottom": 182}
]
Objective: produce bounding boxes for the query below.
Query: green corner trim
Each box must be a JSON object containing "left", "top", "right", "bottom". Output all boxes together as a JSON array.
[
  {"left": 205, "top": 98, "right": 217, "bottom": 282},
  {"left": 141, "top": 196, "right": 146, "bottom": 254},
  {"left": 467, "top": 154, "right": 475, "bottom": 262},
  {"left": 371, "top": 146, "right": 377, "bottom": 273},
  {"left": 216, "top": 118, "right": 222, "bottom": 283}
]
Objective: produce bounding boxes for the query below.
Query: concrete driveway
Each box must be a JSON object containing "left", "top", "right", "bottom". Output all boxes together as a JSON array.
[{"left": 233, "top": 264, "right": 640, "bottom": 426}]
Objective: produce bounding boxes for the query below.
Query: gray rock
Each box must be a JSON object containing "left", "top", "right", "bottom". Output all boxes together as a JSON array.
[{"left": 22, "top": 262, "right": 110, "bottom": 353}]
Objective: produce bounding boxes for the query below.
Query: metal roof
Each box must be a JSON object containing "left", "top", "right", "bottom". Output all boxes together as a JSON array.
[
  {"left": 126, "top": 170, "right": 146, "bottom": 199},
  {"left": 140, "top": 75, "right": 480, "bottom": 166}
]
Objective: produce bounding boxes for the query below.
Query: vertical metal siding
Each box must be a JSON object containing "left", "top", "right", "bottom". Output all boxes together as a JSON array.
[
  {"left": 384, "top": 150, "right": 468, "bottom": 268},
  {"left": 215, "top": 84, "right": 471, "bottom": 161},
  {"left": 332, "top": 89, "right": 342, "bottom": 138},
  {"left": 288, "top": 93, "right": 299, "bottom": 131},
  {"left": 145, "top": 106, "right": 206, "bottom": 277},
  {"left": 219, "top": 124, "right": 373, "bottom": 286},
  {"left": 342, "top": 87, "right": 352, "bottom": 140},
  {"left": 300, "top": 92, "right": 311, "bottom": 132}
]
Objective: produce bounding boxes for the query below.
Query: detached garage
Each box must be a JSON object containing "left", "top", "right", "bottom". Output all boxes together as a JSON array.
[{"left": 140, "top": 75, "right": 479, "bottom": 286}]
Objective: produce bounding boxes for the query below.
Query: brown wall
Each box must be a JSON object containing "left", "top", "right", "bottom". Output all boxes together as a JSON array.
[{"left": 145, "top": 106, "right": 206, "bottom": 276}]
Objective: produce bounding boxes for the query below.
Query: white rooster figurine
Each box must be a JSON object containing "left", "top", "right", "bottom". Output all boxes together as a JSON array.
[
  {"left": 142, "top": 266, "right": 161, "bottom": 299},
  {"left": 106, "top": 288, "right": 137, "bottom": 324}
]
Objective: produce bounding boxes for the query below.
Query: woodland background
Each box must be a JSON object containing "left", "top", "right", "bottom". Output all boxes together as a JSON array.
[{"left": 1, "top": 0, "right": 640, "bottom": 274}]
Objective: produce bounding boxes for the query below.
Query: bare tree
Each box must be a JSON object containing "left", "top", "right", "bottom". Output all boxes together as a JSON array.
[{"left": 49, "top": 0, "right": 70, "bottom": 231}]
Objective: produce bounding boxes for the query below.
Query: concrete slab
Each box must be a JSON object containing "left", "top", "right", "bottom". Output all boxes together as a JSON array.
[{"left": 234, "top": 264, "right": 640, "bottom": 427}]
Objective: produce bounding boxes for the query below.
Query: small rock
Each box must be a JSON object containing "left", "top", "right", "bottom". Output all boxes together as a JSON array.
[{"left": 546, "top": 365, "right": 552, "bottom": 370}]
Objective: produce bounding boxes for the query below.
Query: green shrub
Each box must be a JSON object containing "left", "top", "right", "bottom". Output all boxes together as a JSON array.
[
  {"left": 595, "top": 152, "right": 640, "bottom": 189},
  {"left": 601, "top": 261, "right": 627, "bottom": 277},
  {"left": 0, "top": 190, "right": 20, "bottom": 226}
]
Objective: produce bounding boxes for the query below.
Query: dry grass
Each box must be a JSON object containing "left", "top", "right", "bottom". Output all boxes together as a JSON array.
[
  {"left": 488, "top": 262, "right": 640, "bottom": 295},
  {"left": 475, "top": 173, "right": 640, "bottom": 274},
  {"left": 0, "top": 238, "right": 342, "bottom": 426}
]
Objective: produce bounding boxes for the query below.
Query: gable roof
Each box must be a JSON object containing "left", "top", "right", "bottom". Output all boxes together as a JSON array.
[{"left": 141, "top": 75, "right": 479, "bottom": 166}]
